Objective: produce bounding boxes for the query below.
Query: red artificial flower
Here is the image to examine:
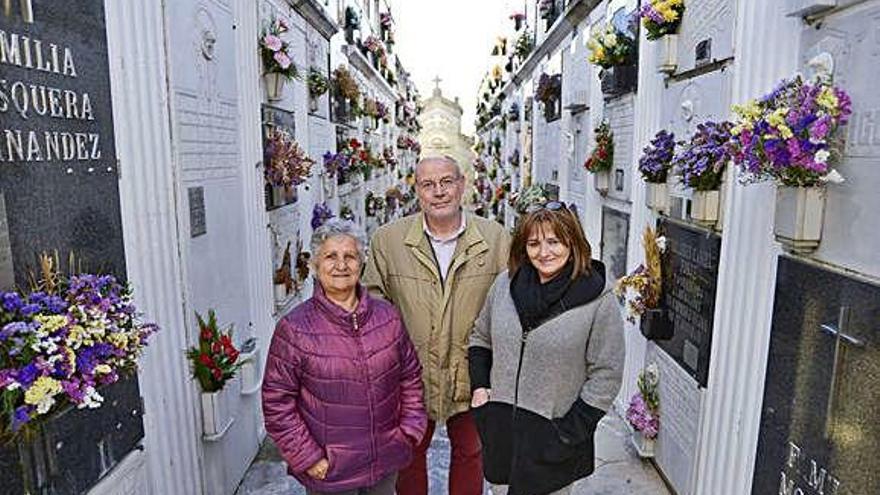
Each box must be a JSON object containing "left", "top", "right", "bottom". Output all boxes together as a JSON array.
[
  {"left": 220, "top": 335, "right": 233, "bottom": 348},
  {"left": 211, "top": 342, "right": 222, "bottom": 354},
  {"left": 198, "top": 353, "right": 213, "bottom": 367},
  {"left": 349, "top": 138, "right": 360, "bottom": 149},
  {"left": 200, "top": 328, "right": 213, "bottom": 340},
  {"left": 212, "top": 368, "right": 222, "bottom": 380},
  {"left": 227, "top": 349, "right": 240, "bottom": 362}
]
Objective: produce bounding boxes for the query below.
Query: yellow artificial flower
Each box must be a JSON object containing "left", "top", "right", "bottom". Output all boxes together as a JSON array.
[
  {"left": 817, "top": 87, "right": 840, "bottom": 115},
  {"left": 595, "top": 46, "right": 606, "bottom": 62},
  {"left": 766, "top": 107, "right": 791, "bottom": 138},
  {"left": 732, "top": 100, "right": 762, "bottom": 122},
  {"left": 24, "top": 376, "right": 62, "bottom": 413},
  {"left": 34, "top": 315, "right": 67, "bottom": 337},
  {"left": 95, "top": 364, "right": 112, "bottom": 375},
  {"left": 108, "top": 332, "right": 130, "bottom": 350}
]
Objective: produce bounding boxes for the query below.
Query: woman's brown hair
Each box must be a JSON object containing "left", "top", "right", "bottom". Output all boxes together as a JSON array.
[{"left": 508, "top": 207, "right": 593, "bottom": 280}]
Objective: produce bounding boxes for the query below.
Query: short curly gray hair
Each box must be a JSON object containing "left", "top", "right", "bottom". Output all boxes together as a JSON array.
[{"left": 310, "top": 219, "right": 366, "bottom": 263}]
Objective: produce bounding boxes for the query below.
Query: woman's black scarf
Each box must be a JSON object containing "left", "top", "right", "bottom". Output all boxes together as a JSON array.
[{"left": 510, "top": 260, "right": 607, "bottom": 332}]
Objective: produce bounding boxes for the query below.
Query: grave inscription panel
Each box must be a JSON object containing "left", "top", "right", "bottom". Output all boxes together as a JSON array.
[
  {"left": 656, "top": 218, "right": 721, "bottom": 387},
  {"left": 752, "top": 256, "right": 880, "bottom": 495}
]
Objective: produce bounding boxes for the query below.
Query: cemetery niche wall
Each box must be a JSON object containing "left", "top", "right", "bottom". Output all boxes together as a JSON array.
[{"left": 0, "top": 1, "right": 144, "bottom": 494}]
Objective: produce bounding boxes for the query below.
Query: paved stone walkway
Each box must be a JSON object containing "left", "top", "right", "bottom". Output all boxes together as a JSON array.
[{"left": 235, "top": 411, "right": 670, "bottom": 495}]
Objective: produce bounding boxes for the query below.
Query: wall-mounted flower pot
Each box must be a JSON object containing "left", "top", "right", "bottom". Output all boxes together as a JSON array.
[
  {"left": 631, "top": 431, "right": 656, "bottom": 458},
  {"left": 774, "top": 185, "right": 826, "bottom": 254},
  {"left": 657, "top": 34, "right": 678, "bottom": 75},
  {"left": 200, "top": 390, "right": 233, "bottom": 439},
  {"left": 640, "top": 308, "right": 673, "bottom": 341},
  {"left": 238, "top": 350, "right": 261, "bottom": 396},
  {"left": 594, "top": 170, "right": 610, "bottom": 195},
  {"left": 600, "top": 65, "right": 638, "bottom": 99},
  {"left": 645, "top": 182, "right": 669, "bottom": 213},
  {"left": 273, "top": 283, "right": 287, "bottom": 303},
  {"left": 263, "top": 73, "right": 285, "bottom": 102},
  {"left": 309, "top": 96, "right": 319, "bottom": 113},
  {"left": 690, "top": 190, "right": 720, "bottom": 227}
]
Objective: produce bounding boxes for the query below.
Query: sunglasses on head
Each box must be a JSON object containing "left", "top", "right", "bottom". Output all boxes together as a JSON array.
[{"left": 525, "top": 201, "right": 567, "bottom": 214}]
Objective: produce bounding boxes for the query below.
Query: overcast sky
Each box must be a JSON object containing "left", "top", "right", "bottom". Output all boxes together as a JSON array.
[{"left": 388, "top": 0, "right": 523, "bottom": 136}]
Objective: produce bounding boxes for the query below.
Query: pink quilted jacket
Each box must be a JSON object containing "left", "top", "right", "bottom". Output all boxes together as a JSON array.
[{"left": 262, "top": 284, "right": 427, "bottom": 492}]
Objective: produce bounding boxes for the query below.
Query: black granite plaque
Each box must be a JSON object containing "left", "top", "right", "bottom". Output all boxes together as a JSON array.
[
  {"left": 752, "top": 256, "right": 880, "bottom": 495},
  {"left": 188, "top": 186, "right": 206, "bottom": 237},
  {"left": 0, "top": 0, "right": 125, "bottom": 287},
  {"left": 655, "top": 218, "right": 721, "bottom": 387},
  {"left": 601, "top": 206, "right": 629, "bottom": 280}
]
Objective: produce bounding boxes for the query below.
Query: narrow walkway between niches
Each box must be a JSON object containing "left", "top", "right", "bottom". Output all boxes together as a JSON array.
[{"left": 235, "top": 410, "right": 671, "bottom": 495}]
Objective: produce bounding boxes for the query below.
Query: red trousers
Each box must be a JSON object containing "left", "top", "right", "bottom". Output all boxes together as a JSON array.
[{"left": 396, "top": 411, "right": 483, "bottom": 495}]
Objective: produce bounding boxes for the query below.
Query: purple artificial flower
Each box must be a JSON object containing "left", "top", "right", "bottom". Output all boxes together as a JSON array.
[
  {"left": 0, "top": 368, "right": 15, "bottom": 388},
  {"left": 20, "top": 303, "right": 41, "bottom": 316},
  {"left": 2, "top": 292, "right": 23, "bottom": 312},
  {"left": 17, "top": 363, "right": 40, "bottom": 388},
  {"left": 311, "top": 202, "right": 335, "bottom": 230},
  {"left": 12, "top": 405, "right": 32, "bottom": 431},
  {"left": 263, "top": 34, "right": 282, "bottom": 52},
  {"left": 639, "top": 130, "right": 676, "bottom": 182}
]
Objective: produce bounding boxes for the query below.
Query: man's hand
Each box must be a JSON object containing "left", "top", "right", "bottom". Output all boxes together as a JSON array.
[
  {"left": 306, "top": 458, "right": 329, "bottom": 480},
  {"left": 471, "top": 387, "right": 491, "bottom": 408}
]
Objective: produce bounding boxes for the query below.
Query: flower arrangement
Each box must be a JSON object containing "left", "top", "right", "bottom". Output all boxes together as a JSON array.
[
  {"left": 397, "top": 135, "right": 420, "bottom": 154},
  {"left": 638, "top": 130, "right": 676, "bottom": 183},
  {"left": 377, "top": 101, "right": 391, "bottom": 123},
  {"left": 264, "top": 128, "right": 315, "bottom": 188},
  {"left": 510, "top": 12, "right": 526, "bottom": 30},
  {"left": 382, "top": 147, "right": 398, "bottom": 168},
  {"left": 538, "top": 0, "right": 556, "bottom": 19},
  {"left": 379, "top": 12, "right": 393, "bottom": 29},
  {"left": 615, "top": 227, "right": 666, "bottom": 323},
  {"left": 626, "top": 364, "right": 660, "bottom": 439},
  {"left": 364, "top": 35, "right": 385, "bottom": 58},
  {"left": 672, "top": 121, "right": 734, "bottom": 191},
  {"left": 186, "top": 310, "right": 242, "bottom": 393},
  {"left": 273, "top": 241, "right": 293, "bottom": 293},
  {"left": 512, "top": 183, "right": 551, "bottom": 215},
  {"left": 584, "top": 121, "right": 614, "bottom": 173},
  {"left": 0, "top": 255, "right": 158, "bottom": 436},
  {"left": 333, "top": 66, "right": 361, "bottom": 102},
  {"left": 311, "top": 202, "right": 335, "bottom": 230},
  {"left": 344, "top": 6, "right": 360, "bottom": 30},
  {"left": 339, "top": 205, "right": 355, "bottom": 221},
  {"left": 514, "top": 30, "right": 534, "bottom": 61},
  {"left": 260, "top": 17, "right": 299, "bottom": 79},
  {"left": 587, "top": 23, "right": 636, "bottom": 69},
  {"left": 639, "top": 0, "right": 685, "bottom": 40},
  {"left": 365, "top": 191, "right": 385, "bottom": 217},
  {"left": 307, "top": 68, "right": 330, "bottom": 97},
  {"left": 535, "top": 73, "right": 561, "bottom": 106},
  {"left": 729, "top": 76, "right": 852, "bottom": 187}
]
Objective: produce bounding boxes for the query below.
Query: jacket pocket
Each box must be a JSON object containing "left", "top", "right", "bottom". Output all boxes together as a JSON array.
[
  {"left": 453, "top": 361, "right": 472, "bottom": 402},
  {"left": 324, "top": 444, "right": 371, "bottom": 483},
  {"left": 472, "top": 401, "right": 513, "bottom": 484}
]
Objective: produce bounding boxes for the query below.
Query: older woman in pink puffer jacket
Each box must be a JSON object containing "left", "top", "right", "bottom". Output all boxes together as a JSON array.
[{"left": 262, "top": 220, "right": 427, "bottom": 495}]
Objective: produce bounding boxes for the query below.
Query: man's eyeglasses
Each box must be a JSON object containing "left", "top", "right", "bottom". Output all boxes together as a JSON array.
[
  {"left": 524, "top": 201, "right": 567, "bottom": 214},
  {"left": 417, "top": 176, "right": 461, "bottom": 192}
]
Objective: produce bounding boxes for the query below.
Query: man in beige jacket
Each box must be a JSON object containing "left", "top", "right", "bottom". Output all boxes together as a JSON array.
[{"left": 363, "top": 156, "right": 510, "bottom": 495}]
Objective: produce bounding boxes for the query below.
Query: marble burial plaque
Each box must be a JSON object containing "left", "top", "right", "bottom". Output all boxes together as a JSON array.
[
  {"left": 188, "top": 186, "right": 206, "bottom": 237},
  {"left": 601, "top": 206, "right": 629, "bottom": 280},
  {"left": 655, "top": 218, "right": 721, "bottom": 387},
  {"left": 0, "top": 0, "right": 125, "bottom": 284},
  {"left": 752, "top": 256, "right": 880, "bottom": 495}
]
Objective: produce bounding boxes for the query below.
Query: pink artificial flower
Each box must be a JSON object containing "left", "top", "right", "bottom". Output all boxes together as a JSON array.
[
  {"left": 277, "top": 19, "right": 289, "bottom": 32},
  {"left": 273, "top": 51, "right": 292, "bottom": 70},
  {"left": 263, "top": 34, "right": 282, "bottom": 52}
]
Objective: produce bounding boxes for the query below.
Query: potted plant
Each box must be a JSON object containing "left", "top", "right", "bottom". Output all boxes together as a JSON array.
[
  {"left": 729, "top": 75, "right": 852, "bottom": 253},
  {"left": 307, "top": 67, "right": 330, "bottom": 113},
  {"left": 343, "top": 6, "right": 359, "bottom": 44},
  {"left": 332, "top": 66, "right": 361, "bottom": 123},
  {"left": 514, "top": 30, "right": 534, "bottom": 62},
  {"left": 584, "top": 121, "right": 614, "bottom": 195},
  {"left": 588, "top": 23, "right": 638, "bottom": 97},
  {"left": 639, "top": 130, "right": 676, "bottom": 212},
  {"left": 264, "top": 128, "right": 315, "bottom": 208},
  {"left": 512, "top": 183, "right": 551, "bottom": 215},
  {"left": 615, "top": 228, "right": 672, "bottom": 340},
  {"left": 673, "top": 121, "right": 734, "bottom": 227},
  {"left": 311, "top": 202, "right": 335, "bottom": 230},
  {"left": 639, "top": 0, "right": 686, "bottom": 74},
  {"left": 186, "top": 310, "right": 242, "bottom": 437},
  {"left": 626, "top": 364, "right": 660, "bottom": 457},
  {"left": 259, "top": 17, "right": 299, "bottom": 101},
  {"left": 0, "top": 255, "right": 158, "bottom": 492}
]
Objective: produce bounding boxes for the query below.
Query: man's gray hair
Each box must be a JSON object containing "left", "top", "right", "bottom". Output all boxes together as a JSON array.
[
  {"left": 415, "top": 155, "right": 462, "bottom": 180},
  {"left": 310, "top": 219, "right": 366, "bottom": 262}
]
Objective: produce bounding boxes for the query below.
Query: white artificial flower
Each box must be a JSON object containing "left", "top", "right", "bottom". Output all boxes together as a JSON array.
[
  {"left": 655, "top": 236, "right": 667, "bottom": 253},
  {"left": 80, "top": 386, "right": 105, "bottom": 409},
  {"left": 603, "top": 33, "right": 617, "bottom": 47},
  {"left": 35, "top": 396, "right": 56, "bottom": 415},
  {"left": 821, "top": 169, "right": 845, "bottom": 184},
  {"left": 814, "top": 149, "right": 830, "bottom": 164}
]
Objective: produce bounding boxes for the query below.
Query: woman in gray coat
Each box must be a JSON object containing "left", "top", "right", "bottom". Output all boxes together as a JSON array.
[{"left": 468, "top": 203, "right": 625, "bottom": 495}]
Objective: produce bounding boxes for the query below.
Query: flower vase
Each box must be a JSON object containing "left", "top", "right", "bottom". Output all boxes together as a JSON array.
[
  {"left": 774, "top": 185, "right": 826, "bottom": 253},
  {"left": 645, "top": 182, "right": 669, "bottom": 213},
  {"left": 690, "top": 190, "right": 720, "bottom": 227},
  {"left": 594, "top": 170, "right": 610, "bottom": 195},
  {"left": 274, "top": 283, "right": 287, "bottom": 303},
  {"left": 309, "top": 96, "right": 319, "bottom": 113},
  {"left": 271, "top": 186, "right": 286, "bottom": 207},
  {"left": 322, "top": 173, "right": 336, "bottom": 198},
  {"left": 238, "top": 350, "right": 260, "bottom": 396},
  {"left": 200, "top": 390, "right": 232, "bottom": 438},
  {"left": 631, "top": 432, "right": 656, "bottom": 458},
  {"left": 263, "top": 73, "right": 285, "bottom": 102},
  {"left": 657, "top": 34, "right": 678, "bottom": 74}
]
